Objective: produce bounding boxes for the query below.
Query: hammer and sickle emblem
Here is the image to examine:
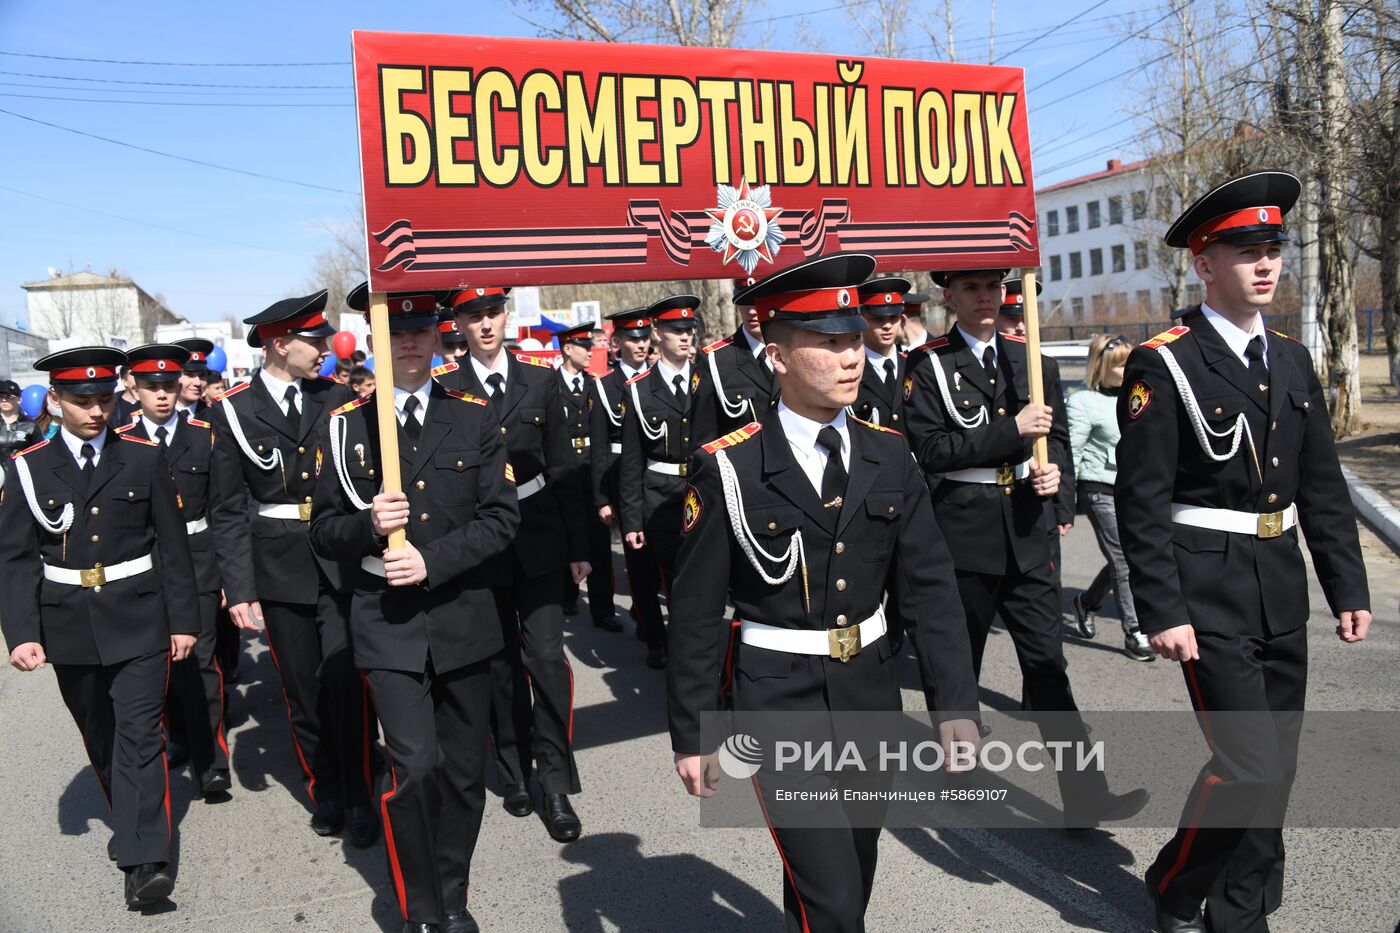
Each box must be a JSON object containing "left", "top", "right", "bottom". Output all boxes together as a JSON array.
[{"left": 734, "top": 214, "right": 757, "bottom": 237}]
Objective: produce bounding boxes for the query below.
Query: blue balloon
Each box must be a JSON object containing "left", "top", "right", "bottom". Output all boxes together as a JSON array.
[
  {"left": 319, "top": 353, "right": 337, "bottom": 377},
  {"left": 431, "top": 355, "right": 444, "bottom": 368},
  {"left": 363, "top": 355, "right": 374, "bottom": 373},
  {"left": 20, "top": 384, "right": 46, "bottom": 419},
  {"left": 205, "top": 346, "right": 227, "bottom": 373}
]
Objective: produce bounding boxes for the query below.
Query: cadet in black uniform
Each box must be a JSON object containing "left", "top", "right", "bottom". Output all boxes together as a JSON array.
[
  {"left": 441, "top": 285, "right": 591, "bottom": 842},
  {"left": 557, "top": 322, "right": 620, "bottom": 630},
  {"left": 898, "top": 292, "right": 931, "bottom": 353},
  {"left": 119, "top": 344, "right": 231, "bottom": 798},
  {"left": 1116, "top": 171, "right": 1371, "bottom": 933},
  {"left": 589, "top": 308, "right": 668, "bottom": 647},
  {"left": 208, "top": 291, "right": 377, "bottom": 845},
  {"left": 619, "top": 295, "right": 702, "bottom": 669},
  {"left": 850, "top": 276, "right": 911, "bottom": 429},
  {"left": 0, "top": 347, "right": 199, "bottom": 907},
  {"left": 668, "top": 254, "right": 980, "bottom": 933},
  {"left": 173, "top": 337, "right": 215, "bottom": 419},
  {"left": 438, "top": 311, "right": 470, "bottom": 365},
  {"left": 310, "top": 293, "right": 520, "bottom": 933},
  {"left": 903, "top": 267, "right": 1144, "bottom": 828},
  {"left": 689, "top": 280, "right": 776, "bottom": 448}
]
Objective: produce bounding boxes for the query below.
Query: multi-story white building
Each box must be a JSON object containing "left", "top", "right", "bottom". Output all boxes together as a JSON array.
[{"left": 21, "top": 268, "right": 182, "bottom": 348}]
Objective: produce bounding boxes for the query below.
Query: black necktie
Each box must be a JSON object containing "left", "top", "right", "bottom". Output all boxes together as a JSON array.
[
  {"left": 884, "top": 358, "right": 899, "bottom": 407},
  {"left": 486, "top": 373, "right": 505, "bottom": 402},
  {"left": 1245, "top": 335, "right": 1268, "bottom": 393},
  {"left": 155, "top": 425, "right": 169, "bottom": 447},
  {"left": 401, "top": 395, "right": 422, "bottom": 447},
  {"left": 79, "top": 442, "right": 95, "bottom": 490},
  {"left": 284, "top": 385, "right": 299, "bottom": 416},
  {"left": 573, "top": 376, "right": 583, "bottom": 396},
  {"left": 672, "top": 374, "right": 686, "bottom": 402},
  {"left": 981, "top": 346, "right": 997, "bottom": 389},
  {"left": 816, "top": 426, "right": 847, "bottom": 507}
]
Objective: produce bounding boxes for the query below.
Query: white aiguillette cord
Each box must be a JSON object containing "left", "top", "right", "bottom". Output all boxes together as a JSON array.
[
  {"left": 928, "top": 351, "right": 987, "bottom": 429},
  {"left": 329, "top": 412, "right": 376, "bottom": 511},
  {"left": 715, "top": 449, "right": 805, "bottom": 586},
  {"left": 1156, "top": 345, "right": 1262, "bottom": 482},
  {"left": 629, "top": 378, "right": 669, "bottom": 443},
  {"left": 14, "top": 455, "right": 73, "bottom": 534},
  {"left": 709, "top": 348, "right": 754, "bottom": 421},
  {"left": 218, "top": 394, "right": 284, "bottom": 474}
]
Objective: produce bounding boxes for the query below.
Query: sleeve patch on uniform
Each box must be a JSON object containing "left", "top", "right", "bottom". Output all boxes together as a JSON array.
[
  {"left": 504, "top": 461, "right": 516, "bottom": 484},
  {"left": 682, "top": 484, "right": 702, "bottom": 533},
  {"left": 902, "top": 374, "right": 914, "bottom": 401},
  {"left": 1127, "top": 381, "right": 1152, "bottom": 419},
  {"left": 691, "top": 370, "right": 701, "bottom": 393},
  {"left": 314, "top": 446, "right": 323, "bottom": 478}
]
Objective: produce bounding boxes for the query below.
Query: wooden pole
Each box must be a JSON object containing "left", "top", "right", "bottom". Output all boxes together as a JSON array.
[
  {"left": 1019, "top": 269, "right": 1049, "bottom": 468},
  {"left": 367, "top": 291, "right": 406, "bottom": 551}
]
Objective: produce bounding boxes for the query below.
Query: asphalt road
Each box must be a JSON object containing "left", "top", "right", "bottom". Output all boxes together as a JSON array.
[{"left": 1, "top": 516, "right": 1397, "bottom": 932}]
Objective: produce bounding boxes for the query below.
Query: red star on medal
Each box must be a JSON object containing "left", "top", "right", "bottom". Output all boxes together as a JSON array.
[{"left": 706, "top": 178, "right": 784, "bottom": 266}]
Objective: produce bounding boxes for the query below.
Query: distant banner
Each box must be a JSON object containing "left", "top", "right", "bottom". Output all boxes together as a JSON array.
[{"left": 353, "top": 31, "right": 1040, "bottom": 290}]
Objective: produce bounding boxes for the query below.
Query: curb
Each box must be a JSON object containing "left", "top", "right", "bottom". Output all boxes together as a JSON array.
[{"left": 1341, "top": 466, "right": 1400, "bottom": 555}]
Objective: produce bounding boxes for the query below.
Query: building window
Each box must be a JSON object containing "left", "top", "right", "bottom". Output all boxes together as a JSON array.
[
  {"left": 1185, "top": 283, "right": 1204, "bottom": 305},
  {"left": 1069, "top": 252, "right": 1083, "bottom": 278},
  {"left": 1111, "top": 244, "right": 1126, "bottom": 273},
  {"left": 1087, "top": 201, "right": 1101, "bottom": 229},
  {"left": 1092, "top": 294, "right": 1107, "bottom": 316},
  {"left": 1090, "top": 248, "right": 1104, "bottom": 276},
  {"left": 1134, "top": 240, "right": 1149, "bottom": 270},
  {"left": 1070, "top": 297, "right": 1085, "bottom": 317},
  {"left": 1113, "top": 292, "right": 1128, "bottom": 311},
  {"left": 1136, "top": 289, "right": 1152, "bottom": 312},
  {"left": 1132, "top": 190, "right": 1148, "bottom": 220},
  {"left": 1108, "top": 196, "right": 1123, "bottom": 225},
  {"left": 1160, "top": 287, "right": 1173, "bottom": 310},
  {"left": 1050, "top": 255, "right": 1063, "bottom": 281},
  {"left": 1156, "top": 189, "right": 1173, "bottom": 219},
  {"left": 1066, "top": 205, "right": 1080, "bottom": 233},
  {"left": 1046, "top": 210, "right": 1059, "bottom": 237}
]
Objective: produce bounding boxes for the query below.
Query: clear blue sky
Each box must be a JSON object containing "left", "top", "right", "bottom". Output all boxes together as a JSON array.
[{"left": 0, "top": 0, "right": 1164, "bottom": 327}]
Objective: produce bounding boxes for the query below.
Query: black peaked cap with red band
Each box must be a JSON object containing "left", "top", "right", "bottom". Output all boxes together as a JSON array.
[
  {"left": 245, "top": 289, "right": 335, "bottom": 348},
  {"left": 930, "top": 267, "right": 1011, "bottom": 288},
  {"left": 858, "top": 276, "right": 912, "bottom": 317},
  {"left": 346, "top": 282, "right": 447, "bottom": 332},
  {"left": 998, "top": 278, "right": 1043, "bottom": 317},
  {"left": 737, "top": 253, "right": 876, "bottom": 334},
  {"left": 557, "top": 323, "right": 596, "bottom": 346},
  {"left": 648, "top": 294, "right": 701, "bottom": 330},
  {"left": 126, "top": 343, "right": 191, "bottom": 383},
  {"left": 173, "top": 337, "right": 214, "bottom": 372},
  {"left": 35, "top": 346, "right": 127, "bottom": 395},
  {"left": 605, "top": 306, "right": 652, "bottom": 337},
  {"left": 1165, "top": 170, "right": 1300, "bottom": 254},
  {"left": 448, "top": 286, "right": 512, "bottom": 316},
  {"left": 438, "top": 317, "right": 468, "bottom": 344}
]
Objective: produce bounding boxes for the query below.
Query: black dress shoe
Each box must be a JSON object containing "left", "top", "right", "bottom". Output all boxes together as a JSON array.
[
  {"left": 1066, "top": 787, "right": 1150, "bottom": 830},
  {"left": 124, "top": 863, "right": 174, "bottom": 907},
  {"left": 645, "top": 646, "right": 668, "bottom": 669},
  {"left": 200, "top": 768, "right": 232, "bottom": 797},
  {"left": 543, "top": 793, "right": 582, "bottom": 842},
  {"left": 443, "top": 909, "right": 481, "bottom": 933},
  {"left": 1069, "top": 592, "right": 1097, "bottom": 639},
  {"left": 108, "top": 834, "right": 117, "bottom": 861},
  {"left": 348, "top": 802, "right": 379, "bottom": 847},
  {"left": 401, "top": 924, "right": 438, "bottom": 933},
  {"left": 1144, "top": 869, "right": 1207, "bottom": 932},
  {"left": 310, "top": 797, "right": 345, "bottom": 836},
  {"left": 502, "top": 782, "right": 532, "bottom": 817},
  {"left": 593, "top": 614, "right": 624, "bottom": 632}
]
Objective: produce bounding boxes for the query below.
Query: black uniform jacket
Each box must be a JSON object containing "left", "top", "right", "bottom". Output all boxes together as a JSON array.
[
  {"left": 689, "top": 329, "right": 778, "bottom": 450},
  {"left": 557, "top": 367, "right": 595, "bottom": 510},
  {"left": 439, "top": 354, "right": 587, "bottom": 575},
  {"left": 1043, "top": 356, "right": 1076, "bottom": 527},
  {"left": 849, "top": 349, "right": 908, "bottom": 430},
  {"left": 118, "top": 414, "right": 221, "bottom": 595},
  {"left": 208, "top": 373, "right": 357, "bottom": 606},
  {"left": 1115, "top": 309, "right": 1369, "bottom": 636},
  {"left": 619, "top": 365, "right": 693, "bottom": 536},
  {"left": 903, "top": 329, "right": 1070, "bottom": 576},
  {"left": 587, "top": 368, "right": 629, "bottom": 510},
  {"left": 0, "top": 431, "right": 199, "bottom": 664},
  {"left": 666, "top": 412, "right": 978, "bottom": 756},
  {"left": 308, "top": 385, "right": 520, "bottom": 673}
]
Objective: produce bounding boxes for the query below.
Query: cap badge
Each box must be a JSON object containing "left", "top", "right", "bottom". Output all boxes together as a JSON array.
[
  {"left": 86, "top": 367, "right": 96, "bottom": 378},
  {"left": 837, "top": 289, "right": 851, "bottom": 308},
  {"left": 1258, "top": 208, "right": 1269, "bottom": 223}
]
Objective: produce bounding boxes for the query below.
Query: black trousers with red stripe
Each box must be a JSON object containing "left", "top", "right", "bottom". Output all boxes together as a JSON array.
[
  {"left": 262, "top": 590, "right": 373, "bottom": 808},
  {"left": 566, "top": 514, "right": 617, "bottom": 623},
  {"left": 488, "top": 564, "right": 581, "bottom": 796},
  {"left": 54, "top": 650, "right": 171, "bottom": 870},
  {"left": 367, "top": 660, "right": 491, "bottom": 925},
  {"left": 167, "top": 590, "right": 228, "bottom": 780},
  {"left": 1149, "top": 626, "right": 1306, "bottom": 931}
]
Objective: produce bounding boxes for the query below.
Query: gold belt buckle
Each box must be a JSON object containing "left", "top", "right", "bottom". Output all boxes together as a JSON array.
[
  {"left": 80, "top": 565, "right": 107, "bottom": 588},
  {"left": 828, "top": 626, "right": 862, "bottom": 662},
  {"left": 678, "top": 461, "right": 688, "bottom": 477},
  {"left": 1257, "top": 511, "right": 1284, "bottom": 539},
  {"left": 298, "top": 502, "right": 313, "bottom": 522},
  {"left": 573, "top": 437, "right": 586, "bottom": 451},
  {"left": 995, "top": 464, "right": 1015, "bottom": 485}
]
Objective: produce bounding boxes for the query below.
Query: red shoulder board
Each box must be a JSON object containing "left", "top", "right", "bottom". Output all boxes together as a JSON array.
[
  {"left": 701, "top": 421, "right": 762, "bottom": 454},
  {"left": 113, "top": 421, "right": 138, "bottom": 434},
  {"left": 702, "top": 337, "right": 734, "bottom": 354},
  {"left": 1141, "top": 325, "right": 1191, "bottom": 349},
  {"left": 330, "top": 396, "right": 371, "bottom": 417},
  {"left": 443, "top": 387, "right": 488, "bottom": 406},
  {"left": 186, "top": 417, "right": 211, "bottom": 429},
  {"left": 512, "top": 352, "right": 554, "bottom": 368},
  {"left": 14, "top": 438, "right": 49, "bottom": 458},
  {"left": 625, "top": 368, "right": 652, "bottom": 386},
  {"left": 1268, "top": 328, "right": 1300, "bottom": 344},
  {"left": 899, "top": 351, "right": 908, "bottom": 358},
  {"left": 915, "top": 336, "right": 951, "bottom": 352},
  {"left": 214, "top": 382, "right": 251, "bottom": 401},
  {"left": 121, "top": 434, "right": 159, "bottom": 447},
  {"left": 430, "top": 361, "right": 460, "bottom": 377},
  {"left": 599, "top": 369, "right": 616, "bottom": 378},
  {"left": 1001, "top": 333, "right": 1026, "bottom": 343},
  {"left": 852, "top": 416, "right": 902, "bottom": 436}
]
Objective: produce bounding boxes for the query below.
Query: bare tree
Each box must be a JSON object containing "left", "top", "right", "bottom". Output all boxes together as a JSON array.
[
  {"left": 302, "top": 206, "right": 368, "bottom": 329},
  {"left": 842, "top": 0, "right": 911, "bottom": 59}
]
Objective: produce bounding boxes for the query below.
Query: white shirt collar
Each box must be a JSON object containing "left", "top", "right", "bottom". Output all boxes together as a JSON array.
[
  {"left": 864, "top": 344, "right": 899, "bottom": 380},
  {"left": 141, "top": 410, "right": 181, "bottom": 439},
  {"left": 561, "top": 367, "right": 586, "bottom": 392},
  {"left": 393, "top": 380, "right": 432, "bottom": 423},
  {"left": 777, "top": 401, "right": 850, "bottom": 497},
  {"left": 1200, "top": 302, "right": 1267, "bottom": 368},
  {"left": 956, "top": 324, "right": 997, "bottom": 367},
  {"left": 617, "top": 361, "right": 643, "bottom": 381},
  {"left": 259, "top": 368, "right": 300, "bottom": 408},
  {"left": 470, "top": 351, "right": 508, "bottom": 390},
  {"left": 61, "top": 425, "right": 107, "bottom": 465},
  {"left": 655, "top": 357, "right": 690, "bottom": 387}
]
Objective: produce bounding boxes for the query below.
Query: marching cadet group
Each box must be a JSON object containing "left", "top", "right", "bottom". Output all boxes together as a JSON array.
[{"left": 0, "top": 170, "right": 1373, "bottom": 933}]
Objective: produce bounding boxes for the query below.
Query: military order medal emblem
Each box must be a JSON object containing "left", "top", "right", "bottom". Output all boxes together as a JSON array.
[
  {"left": 315, "top": 446, "right": 323, "bottom": 478},
  {"left": 902, "top": 374, "right": 914, "bottom": 401},
  {"left": 682, "top": 484, "right": 702, "bottom": 533},
  {"left": 1128, "top": 381, "right": 1152, "bottom": 420},
  {"left": 704, "top": 177, "right": 786, "bottom": 274},
  {"left": 691, "top": 371, "right": 701, "bottom": 394}
]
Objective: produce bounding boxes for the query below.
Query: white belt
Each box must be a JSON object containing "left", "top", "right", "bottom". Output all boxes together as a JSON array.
[
  {"left": 257, "top": 502, "right": 312, "bottom": 521},
  {"left": 1172, "top": 503, "right": 1297, "bottom": 539},
  {"left": 43, "top": 554, "right": 154, "bottom": 588},
  {"left": 647, "top": 459, "right": 688, "bottom": 477},
  {"left": 361, "top": 555, "right": 385, "bottom": 577},
  {"left": 740, "top": 607, "right": 885, "bottom": 662},
  {"left": 610, "top": 442, "right": 623, "bottom": 455},
  {"left": 516, "top": 474, "right": 547, "bottom": 501},
  {"left": 185, "top": 517, "right": 209, "bottom": 536},
  {"left": 943, "top": 459, "right": 1033, "bottom": 485}
]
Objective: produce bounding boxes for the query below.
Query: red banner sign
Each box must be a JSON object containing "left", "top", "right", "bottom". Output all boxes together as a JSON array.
[{"left": 353, "top": 31, "right": 1040, "bottom": 291}]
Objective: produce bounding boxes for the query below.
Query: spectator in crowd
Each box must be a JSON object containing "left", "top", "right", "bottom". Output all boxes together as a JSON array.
[
  {"left": 204, "top": 374, "right": 228, "bottom": 402},
  {"left": 351, "top": 349, "right": 367, "bottom": 364},
  {"left": 1066, "top": 334, "right": 1153, "bottom": 661},
  {"left": 0, "top": 379, "right": 39, "bottom": 456},
  {"left": 332, "top": 357, "right": 354, "bottom": 384},
  {"left": 348, "top": 365, "right": 375, "bottom": 397}
]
